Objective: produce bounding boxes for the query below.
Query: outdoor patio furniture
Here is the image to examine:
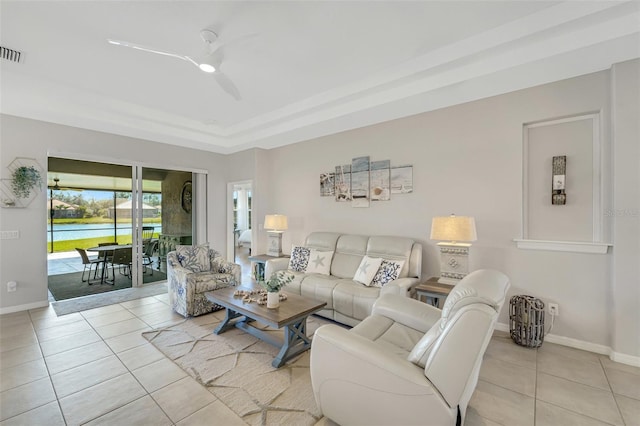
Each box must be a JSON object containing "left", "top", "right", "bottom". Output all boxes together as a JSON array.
[
  {"left": 110, "top": 247, "right": 133, "bottom": 281},
  {"left": 143, "top": 239, "right": 158, "bottom": 275},
  {"left": 75, "top": 248, "right": 104, "bottom": 285},
  {"left": 142, "top": 226, "right": 154, "bottom": 242}
]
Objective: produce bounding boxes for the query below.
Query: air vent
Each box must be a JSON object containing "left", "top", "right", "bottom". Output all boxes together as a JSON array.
[{"left": 1, "top": 46, "right": 23, "bottom": 63}]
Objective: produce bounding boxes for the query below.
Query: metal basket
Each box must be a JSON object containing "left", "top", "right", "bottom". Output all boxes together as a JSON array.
[{"left": 509, "top": 295, "right": 545, "bottom": 348}]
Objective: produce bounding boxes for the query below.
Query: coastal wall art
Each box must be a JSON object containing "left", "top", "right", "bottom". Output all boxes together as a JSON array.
[
  {"left": 335, "top": 164, "right": 352, "bottom": 202},
  {"left": 351, "top": 156, "right": 370, "bottom": 208},
  {"left": 391, "top": 165, "right": 413, "bottom": 194},
  {"left": 320, "top": 157, "right": 412, "bottom": 207}
]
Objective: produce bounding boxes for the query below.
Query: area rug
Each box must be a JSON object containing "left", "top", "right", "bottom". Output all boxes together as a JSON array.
[
  {"left": 52, "top": 281, "right": 168, "bottom": 316},
  {"left": 48, "top": 270, "right": 166, "bottom": 301},
  {"left": 143, "top": 311, "right": 335, "bottom": 426}
]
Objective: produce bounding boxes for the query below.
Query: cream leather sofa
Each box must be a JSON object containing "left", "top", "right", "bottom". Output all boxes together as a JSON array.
[
  {"left": 310, "top": 269, "right": 510, "bottom": 426},
  {"left": 265, "top": 232, "right": 422, "bottom": 326}
]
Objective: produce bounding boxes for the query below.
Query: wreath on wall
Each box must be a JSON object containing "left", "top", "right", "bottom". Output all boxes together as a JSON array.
[{"left": 181, "top": 181, "right": 192, "bottom": 213}]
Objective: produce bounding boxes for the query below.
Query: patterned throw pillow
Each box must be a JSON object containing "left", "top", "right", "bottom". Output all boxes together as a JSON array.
[
  {"left": 304, "top": 249, "right": 334, "bottom": 275},
  {"left": 353, "top": 256, "right": 383, "bottom": 286},
  {"left": 212, "top": 257, "right": 233, "bottom": 274},
  {"left": 371, "top": 259, "right": 405, "bottom": 287},
  {"left": 176, "top": 244, "right": 210, "bottom": 272},
  {"left": 288, "top": 246, "right": 311, "bottom": 272}
]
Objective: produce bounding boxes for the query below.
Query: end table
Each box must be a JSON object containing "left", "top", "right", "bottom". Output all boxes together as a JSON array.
[
  {"left": 248, "top": 254, "right": 289, "bottom": 281},
  {"left": 415, "top": 277, "right": 454, "bottom": 308}
]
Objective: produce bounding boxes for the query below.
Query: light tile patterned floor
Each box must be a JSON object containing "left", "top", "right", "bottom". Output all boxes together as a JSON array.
[
  {"left": 2, "top": 277, "right": 639, "bottom": 425},
  {"left": 0, "top": 295, "right": 640, "bottom": 426}
]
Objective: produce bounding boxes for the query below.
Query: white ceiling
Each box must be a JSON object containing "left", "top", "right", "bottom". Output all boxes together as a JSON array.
[{"left": 1, "top": 1, "right": 638, "bottom": 154}]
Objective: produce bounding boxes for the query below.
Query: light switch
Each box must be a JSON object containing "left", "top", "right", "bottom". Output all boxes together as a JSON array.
[{"left": 0, "top": 231, "right": 19, "bottom": 240}]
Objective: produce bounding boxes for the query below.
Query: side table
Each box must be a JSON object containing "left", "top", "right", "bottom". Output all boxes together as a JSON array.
[
  {"left": 248, "top": 254, "right": 289, "bottom": 281},
  {"left": 415, "top": 277, "right": 455, "bottom": 308}
]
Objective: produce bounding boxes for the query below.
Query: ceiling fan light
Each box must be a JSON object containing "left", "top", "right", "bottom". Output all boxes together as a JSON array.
[{"left": 199, "top": 63, "right": 216, "bottom": 73}]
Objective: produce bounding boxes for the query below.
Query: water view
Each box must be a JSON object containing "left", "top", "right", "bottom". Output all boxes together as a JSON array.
[{"left": 47, "top": 223, "right": 163, "bottom": 242}]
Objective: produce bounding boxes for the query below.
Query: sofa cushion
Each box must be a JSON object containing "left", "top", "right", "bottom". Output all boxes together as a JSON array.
[
  {"left": 331, "top": 235, "right": 369, "bottom": 278},
  {"left": 371, "top": 259, "right": 405, "bottom": 287},
  {"left": 366, "top": 236, "right": 415, "bottom": 278},
  {"left": 176, "top": 244, "right": 210, "bottom": 273},
  {"left": 333, "top": 281, "right": 380, "bottom": 321},
  {"left": 299, "top": 274, "right": 342, "bottom": 310},
  {"left": 305, "top": 249, "right": 334, "bottom": 275},
  {"left": 289, "top": 246, "right": 311, "bottom": 272},
  {"left": 354, "top": 256, "right": 383, "bottom": 286}
]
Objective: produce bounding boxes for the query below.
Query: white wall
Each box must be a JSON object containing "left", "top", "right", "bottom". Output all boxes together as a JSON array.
[
  {"left": 0, "top": 116, "right": 229, "bottom": 312},
  {"left": 258, "top": 68, "right": 640, "bottom": 359}
]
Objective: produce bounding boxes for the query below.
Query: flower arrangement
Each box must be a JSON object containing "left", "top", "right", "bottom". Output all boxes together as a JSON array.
[
  {"left": 261, "top": 270, "right": 294, "bottom": 293},
  {"left": 11, "top": 166, "right": 42, "bottom": 199}
]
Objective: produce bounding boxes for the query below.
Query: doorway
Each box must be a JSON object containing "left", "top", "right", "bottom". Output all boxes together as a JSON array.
[
  {"left": 228, "top": 180, "right": 253, "bottom": 283},
  {"left": 46, "top": 157, "right": 202, "bottom": 302}
]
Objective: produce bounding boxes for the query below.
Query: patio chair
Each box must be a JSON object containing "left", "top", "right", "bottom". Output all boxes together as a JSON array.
[
  {"left": 142, "top": 226, "right": 154, "bottom": 243},
  {"left": 75, "top": 248, "right": 104, "bottom": 285},
  {"left": 98, "top": 242, "right": 117, "bottom": 263},
  {"left": 109, "top": 247, "right": 133, "bottom": 282},
  {"left": 142, "top": 239, "right": 158, "bottom": 275}
]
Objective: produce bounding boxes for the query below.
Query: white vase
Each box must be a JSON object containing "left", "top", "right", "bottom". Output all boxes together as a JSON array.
[{"left": 267, "top": 291, "right": 280, "bottom": 309}]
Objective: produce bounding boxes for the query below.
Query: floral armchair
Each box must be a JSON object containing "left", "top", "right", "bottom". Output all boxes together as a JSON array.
[{"left": 167, "top": 244, "right": 241, "bottom": 317}]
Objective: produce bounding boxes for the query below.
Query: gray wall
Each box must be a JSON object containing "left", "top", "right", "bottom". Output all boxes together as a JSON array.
[
  {"left": 0, "top": 116, "right": 229, "bottom": 311},
  {"left": 253, "top": 64, "right": 638, "bottom": 360},
  {"left": 1, "top": 60, "right": 637, "bottom": 361}
]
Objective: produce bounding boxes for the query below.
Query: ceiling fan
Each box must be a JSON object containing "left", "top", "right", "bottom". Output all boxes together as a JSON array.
[{"left": 108, "top": 29, "right": 243, "bottom": 100}]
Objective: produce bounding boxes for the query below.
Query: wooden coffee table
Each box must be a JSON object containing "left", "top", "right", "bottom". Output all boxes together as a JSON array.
[{"left": 204, "top": 285, "right": 326, "bottom": 368}]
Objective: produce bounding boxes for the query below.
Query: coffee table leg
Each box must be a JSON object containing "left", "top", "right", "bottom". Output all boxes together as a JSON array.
[
  {"left": 214, "top": 308, "right": 242, "bottom": 334},
  {"left": 272, "top": 318, "right": 311, "bottom": 368}
]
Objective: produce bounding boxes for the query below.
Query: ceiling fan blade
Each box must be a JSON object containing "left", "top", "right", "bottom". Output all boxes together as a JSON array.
[
  {"left": 213, "top": 72, "right": 242, "bottom": 101},
  {"left": 107, "top": 39, "right": 198, "bottom": 67}
]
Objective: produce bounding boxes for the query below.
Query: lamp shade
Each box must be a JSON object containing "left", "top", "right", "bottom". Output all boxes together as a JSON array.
[
  {"left": 430, "top": 215, "right": 477, "bottom": 242},
  {"left": 264, "top": 214, "right": 288, "bottom": 231}
]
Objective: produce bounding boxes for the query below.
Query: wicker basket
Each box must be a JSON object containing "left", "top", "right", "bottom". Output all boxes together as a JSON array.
[{"left": 509, "top": 295, "right": 545, "bottom": 348}]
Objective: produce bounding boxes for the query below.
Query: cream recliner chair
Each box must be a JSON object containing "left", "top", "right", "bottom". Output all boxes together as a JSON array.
[{"left": 310, "top": 269, "right": 510, "bottom": 426}]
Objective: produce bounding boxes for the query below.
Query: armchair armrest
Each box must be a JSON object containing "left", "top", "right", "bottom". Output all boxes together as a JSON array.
[
  {"left": 265, "top": 258, "right": 290, "bottom": 280},
  {"left": 372, "top": 294, "right": 443, "bottom": 333},
  {"left": 311, "top": 325, "right": 446, "bottom": 426},
  {"left": 211, "top": 257, "right": 241, "bottom": 285}
]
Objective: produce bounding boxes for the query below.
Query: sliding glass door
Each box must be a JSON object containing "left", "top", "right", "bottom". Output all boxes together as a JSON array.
[{"left": 47, "top": 157, "right": 206, "bottom": 299}]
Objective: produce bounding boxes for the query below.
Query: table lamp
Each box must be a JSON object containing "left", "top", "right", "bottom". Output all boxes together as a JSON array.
[
  {"left": 430, "top": 214, "right": 477, "bottom": 284},
  {"left": 264, "top": 214, "right": 288, "bottom": 257}
]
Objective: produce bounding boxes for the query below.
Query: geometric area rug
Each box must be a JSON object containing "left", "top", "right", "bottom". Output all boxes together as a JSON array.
[{"left": 143, "top": 310, "right": 334, "bottom": 426}]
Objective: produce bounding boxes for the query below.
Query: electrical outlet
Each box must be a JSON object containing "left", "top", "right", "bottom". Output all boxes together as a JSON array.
[
  {"left": 548, "top": 303, "right": 559, "bottom": 316},
  {"left": 7, "top": 281, "right": 17, "bottom": 292}
]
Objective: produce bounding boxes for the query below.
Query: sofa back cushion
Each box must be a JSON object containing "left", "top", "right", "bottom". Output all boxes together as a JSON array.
[
  {"left": 366, "top": 236, "right": 415, "bottom": 278},
  {"left": 305, "top": 232, "right": 341, "bottom": 251},
  {"left": 330, "top": 235, "right": 369, "bottom": 278}
]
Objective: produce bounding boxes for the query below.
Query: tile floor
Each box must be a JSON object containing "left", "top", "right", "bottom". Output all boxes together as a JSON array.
[
  {"left": 2, "top": 263, "right": 639, "bottom": 425},
  {"left": 2, "top": 297, "right": 638, "bottom": 426}
]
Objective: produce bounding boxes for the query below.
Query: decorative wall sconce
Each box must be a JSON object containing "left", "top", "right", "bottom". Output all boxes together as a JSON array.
[{"left": 552, "top": 155, "right": 566, "bottom": 205}]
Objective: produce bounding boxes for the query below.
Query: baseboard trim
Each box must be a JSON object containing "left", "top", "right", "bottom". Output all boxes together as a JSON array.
[
  {"left": 0, "top": 300, "right": 49, "bottom": 315},
  {"left": 495, "top": 322, "right": 640, "bottom": 367}
]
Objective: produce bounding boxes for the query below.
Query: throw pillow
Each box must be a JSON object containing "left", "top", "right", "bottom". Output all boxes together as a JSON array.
[
  {"left": 212, "top": 257, "right": 233, "bottom": 274},
  {"left": 353, "top": 256, "right": 383, "bottom": 286},
  {"left": 305, "top": 249, "right": 334, "bottom": 275},
  {"left": 371, "top": 259, "right": 405, "bottom": 287},
  {"left": 176, "top": 244, "right": 210, "bottom": 272},
  {"left": 288, "top": 246, "right": 311, "bottom": 272}
]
